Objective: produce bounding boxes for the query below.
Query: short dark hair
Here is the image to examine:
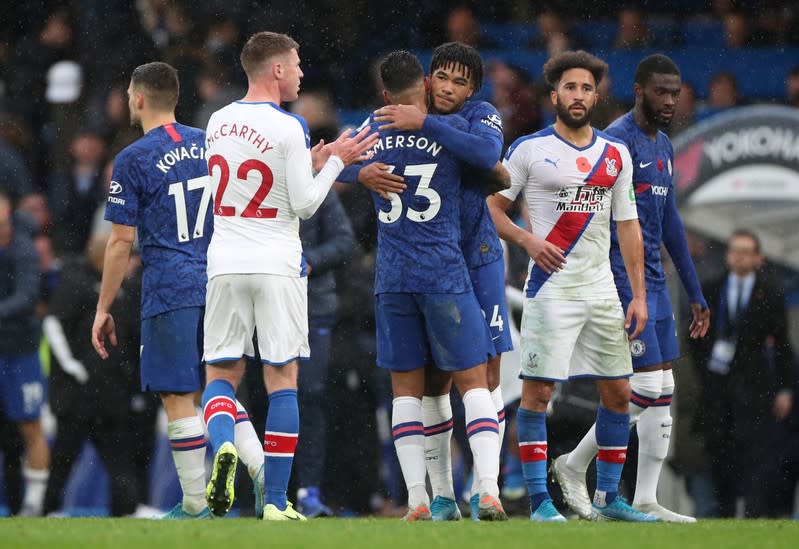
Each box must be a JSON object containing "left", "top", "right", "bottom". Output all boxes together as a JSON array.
[
  {"left": 730, "top": 228, "right": 761, "bottom": 254},
  {"left": 130, "top": 62, "right": 179, "bottom": 111},
  {"left": 542, "top": 50, "right": 608, "bottom": 90},
  {"left": 430, "top": 41, "right": 484, "bottom": 93},
  {"left": 380, "top": 50, "right": 424, "bottom": 95},
  {"left": 635, "top": 54, "right": 680, "bottom": 86},
  {"left": 240, "top": 31, "right": 299, "bottom": 78}
]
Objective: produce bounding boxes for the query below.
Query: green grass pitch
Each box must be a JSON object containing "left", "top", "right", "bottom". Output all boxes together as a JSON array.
[{"left": 1, "top": 518, "right": 798, "bottom": 549}]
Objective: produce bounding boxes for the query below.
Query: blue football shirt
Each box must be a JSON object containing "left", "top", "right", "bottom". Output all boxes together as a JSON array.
[
  {"left": 367, "top": 114, "right": 472, "bottom": 295},
  {"left": 455, "top": 100, "right": 505, "bottom": 269},
  {"left": 607, "top": 111, "right": 674, "bottom": 292},
  {"left": 105, "top": 122, "right": 212, "bottom": 319}
]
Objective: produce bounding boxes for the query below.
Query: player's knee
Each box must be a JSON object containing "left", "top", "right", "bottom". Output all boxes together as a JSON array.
[
  {"left": 661, "top": 368, "right": 675, "bottom": 396},
  {"left": 520, "top": 381, "right": 553, "bottom": 412},
  {"left": 486, "top": 355, "right": 501, "bottom": 390}
]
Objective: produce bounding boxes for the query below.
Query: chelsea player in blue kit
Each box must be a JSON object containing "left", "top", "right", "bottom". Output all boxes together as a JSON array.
[
  {"left": 366, "top": 51, "right": 506, "bottom": 522},
  {"left": 553, "top": 55, "right": 710, "bottom": 523},
  {"left": 91, "top": 62, "right": 265, "bottom": 519},
  {"left": 372, "top": 42, "right": 512, "bottom": 522}
]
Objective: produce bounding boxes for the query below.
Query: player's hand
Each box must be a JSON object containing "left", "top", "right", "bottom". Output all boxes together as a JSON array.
[
  {"left": 373, "top": 104, "right": 426, "bottom": 131},
  {"left": 688, "top": 303, "right": 710, "bottom": 339},
  {"left": 625, "top": 295, "right": 648, "bottom": 340},
  {"left": 359, "top": 162, "right": 406, "bottom": 199},
  {"left": 92, "top": 310, "right": 117, "bottom": 360},
  {"left": 523, "top": 235, "right": 565, "bottom": 274},
  {"left": 311, "top": 139, "right": 329, "bottom": 173},
  {"left": 327, "top": 126, "right": 379, "bottom": 167},
  {"left": 774, "top": 390, "right": 793, "bottom": 421}
]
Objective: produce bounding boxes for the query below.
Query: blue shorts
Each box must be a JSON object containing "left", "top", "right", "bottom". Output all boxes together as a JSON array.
[
  {"left": 470, "top": 259, "right": 513, "bottom": 356},
  {"left": 375, "top": 292, "right": 493, "bottom": 372},
  {"left": 618, "top": 285, "right": 680, "bottom": 369},
  {"left": 0, "top": 352, "right": 46, "bottom": 421},
  {"left": 141, "top": 307, "right": 204, "bottom": 393}
]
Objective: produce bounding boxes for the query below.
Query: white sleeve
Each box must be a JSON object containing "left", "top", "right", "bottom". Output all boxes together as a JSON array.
[
  {"left": 284, "top": 124, "right": 345, "bottom": 220},
  {"left": 499, "top": 145, "right": 528, "bottom": 202},
  {"left": 42, "top": 315, "right": 89, "bottom": 383},
  {"left": 611, "top": 144, "right": 638, "bottom": 221}
]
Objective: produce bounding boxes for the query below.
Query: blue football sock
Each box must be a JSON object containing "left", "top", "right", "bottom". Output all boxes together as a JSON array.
[
  {"left": 264, "top": 389, "right": 299, "bottom": 510},
  {"left": 595, "top": 406, "right": 630, "bottom": 505},
  {"left": 202, "top": 379, "right": 237, "bottom": 454},
  {"left": 517, "top": 408, "right": 550, "bottom": 510}
]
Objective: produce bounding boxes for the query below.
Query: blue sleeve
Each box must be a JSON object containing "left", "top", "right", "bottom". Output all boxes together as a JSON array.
[
  {"left": 337, "top": 164, "right": 362, "bottom": 184},
  {"left": 421, "top": 113, "right": 501, "bottom": 171},
  {"left": 104, "top": 150, "right": 140, "bottom": 227},
  {"left": 662, "top": 187, "right": 707, "bottom": 309}
]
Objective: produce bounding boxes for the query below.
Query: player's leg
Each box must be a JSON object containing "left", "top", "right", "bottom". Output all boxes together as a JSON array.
[
  {"left": 233, "top": 399, "right": 266, "bottom": 517},
  {"left": 468, "top": 259, "right": 512, "bottom": 512},
  {"left": 518, "top": 298, "right": 585, "bottom": 522},
  {"left": 4, "top": 352, "right": 49, "bottom": 516},
  {"left": 42, "top": 412, "right": 85, "bottom": 516},
  {"left": 142, "top": 306, "right": 212, "bottom": 518},
  {"left": 576, "top": 300, "right": 657, "bottom": 522},
  {"left": 422, "top": 292, "right": 505, "bottom": 521},
  {"left": 376, "top": 293, "right": 431, "bottom": 521},
  {"left": 632, "top": 290, "right": 694, "bottom": 521},
  {"left": 256, "top": 274, "right": 307, "bottom": 521},
  {"left": 422, "top": 366, "right": 458, "bottom": 520}
]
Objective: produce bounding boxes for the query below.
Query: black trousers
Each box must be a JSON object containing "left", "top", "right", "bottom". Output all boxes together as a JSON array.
[{"left": 44, "top": 411, "right": 139, "bottom": 516}]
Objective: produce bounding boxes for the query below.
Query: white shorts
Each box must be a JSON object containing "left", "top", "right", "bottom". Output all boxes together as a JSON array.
[
  {"left": 204, "top": 274, "right": 309, "bottom": 365},
  {"left": 518, "top": 298, "right": 632, "bottom": 381}
]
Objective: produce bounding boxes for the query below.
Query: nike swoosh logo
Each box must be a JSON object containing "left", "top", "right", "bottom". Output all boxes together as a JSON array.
[
  {"left": 639, "top": 161, "right": 652, "bottom": 168},
  {"left": 492, "top": 335, "right": 501, "bottom": 340}
]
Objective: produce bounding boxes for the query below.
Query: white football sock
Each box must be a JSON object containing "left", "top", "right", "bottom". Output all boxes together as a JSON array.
[
  {"left": 471, "top": 386, "right": 506, "bottom": 497},
  {"left": 634, "top": 370, "right": 674, "bottom": 506},
  {"left": 463, "top": 388, "right": 500, "bottom": 498},
  {"left": 234, "top": 400, "right": 264, "bottom": 480},
  {"left": 168, "top": 416, "right": 207, "bottom": 514},
  {"left": 392, "top": 396, "right": 429, "bottom": 508},
  {"left": 22, "top": 466, "right": 48, "bottom": 514},
  {"left": 422, "top": 394, "right": 455, "bottom": 500}
]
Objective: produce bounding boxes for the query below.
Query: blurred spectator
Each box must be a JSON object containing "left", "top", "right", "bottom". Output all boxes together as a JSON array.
[
  {"left": 723, "top": 10, "right": 757, "bottom": 48},
  {"left": 592, "top": 74, "right": 627, "bottom": 130},
  {"left": 43, "top": 60, "right": 85, "bottom": 177},
  {"left": 16, "top": 193, "right": 52, "bottom": 236},
  {"left": 446, "top": 5, "right": 492, "bottom": 49},
  {"left": 486, "top": 61, "right": 539, "bottom": 147},
  {"left": 697, "top": 71, "right": 740, "bottom": 121},
  {"left": 49, "top": 129, "right": 108, "bottom": 255},
  {"left": 291, "top": 91, "right": 341, "bottom": 144},
  {"left": 0, "top": 129, "right": 32, "bottom": 203},
  {"left": 688, "top": 229, "right": 796, "bottom": 517},
  {"left": 787, "top": 65, "right": 799, "bottom": 108},
  {"left": 103, "top": 83, "right": 141, "bottom": 155},
  {"left": 667, "top": 81, "right": 697, "bottom": 137},
  {"left": 530, "top": 8, "right": 580, "bottom": 57},
  {"left": 203, "top": 15, "right": 244, "bottom": 85},
  {"left": 0, "top": 190, "right": 49, "bottom": 515},
  {"left": 614, "top": 6, "right": 655, "bottom": 49},
  {"left": 42, "top": 234, "right": 142, "bottom": 517},
  {"left": 193, "top": 63, "right": 245, "bottom": 131}
]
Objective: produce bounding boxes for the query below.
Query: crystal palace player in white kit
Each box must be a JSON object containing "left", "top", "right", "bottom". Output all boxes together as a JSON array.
[
  {"left": 199, "top": 31, "right": 375, "bottom": 521},
  {"left": 488, "top": 50, "right": 658, "bottom": 522}
]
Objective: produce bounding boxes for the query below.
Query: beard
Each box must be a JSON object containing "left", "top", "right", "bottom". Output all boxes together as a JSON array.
[
  {"left": 556, "top": 97, "right": 592, "bottom": 129},
  {"left": 642, "top": 97, "right": 672, "bottom": 128}
]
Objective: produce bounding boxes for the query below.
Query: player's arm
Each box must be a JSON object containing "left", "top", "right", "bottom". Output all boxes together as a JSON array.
[
  {"left": 289, "top": 126, "right": 377, "bottom": 220},
  {"left": 375, "top": 106, "right": 501, "bottom": 171},
  {"left": 92, "top": 223, "right": 135, "bottom": 359},
  {"left": 482, "top": 161, "right": 511, "bottom": 195},
  {"left": 0, "top": 233, "right": 39, "bottom": 322},
  {"left": 662, "top": 186, "right": 710, "bottom": 338}
]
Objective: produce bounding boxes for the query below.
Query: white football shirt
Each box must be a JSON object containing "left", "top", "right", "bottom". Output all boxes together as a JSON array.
[
  {"left": 501, "top": 126, "right": 637, "bottom": 300},
  {"left": 205, "top": 101, "right": 343, "bottom": 278}
]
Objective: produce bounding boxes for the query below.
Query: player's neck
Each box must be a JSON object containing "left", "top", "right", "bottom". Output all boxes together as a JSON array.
[
  {"left": 141, "top": 112, "right": 177, "bottom": 135},
  {"left": 241, "top": 80, "right": 281, "bottom": 104},
  {"left": 553, "top": 120, "right": 594, "bottom": 147},
  {"left": 633, "top": 106, "right": 658, "bottom": 140}
]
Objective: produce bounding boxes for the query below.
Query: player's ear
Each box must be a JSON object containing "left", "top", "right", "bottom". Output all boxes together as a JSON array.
[
  {"left": 382, "top": 89, "right": 392, "bottom": 105},
  {"left": 633, "top": 82, "right": 643, "bottom": 99},
  {"left": 424, "top": 76, "right": 431, "bottom": 95},
  {"left": 135, "top": 92, "right": 145, "bottom": 111},
  {"left": 549, "top": 89, "right": 558, "bottom": 107}
]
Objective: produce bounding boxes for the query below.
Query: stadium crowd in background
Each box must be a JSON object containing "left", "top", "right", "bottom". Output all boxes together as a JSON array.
[{"left": 0, "top": 0, "right": 797, "bottom": 520}]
